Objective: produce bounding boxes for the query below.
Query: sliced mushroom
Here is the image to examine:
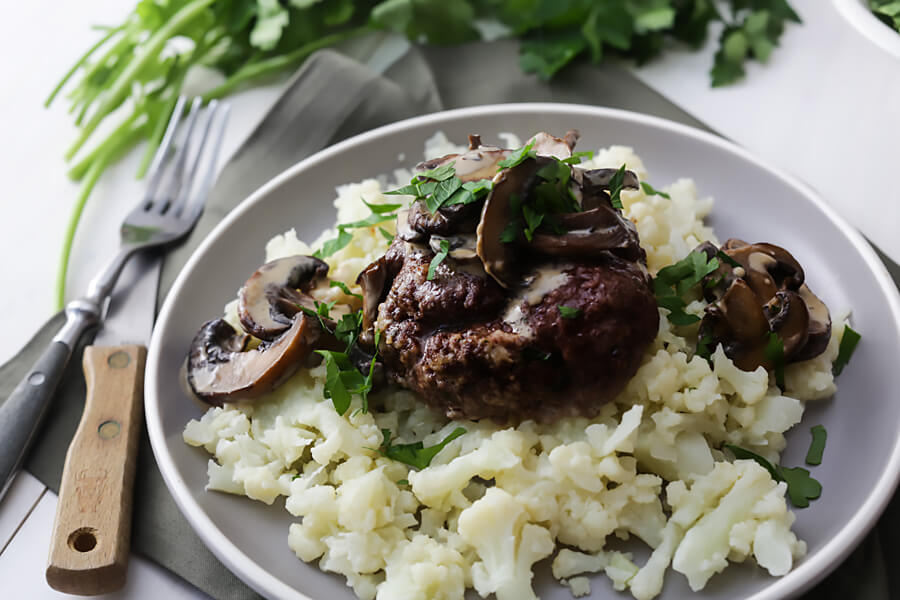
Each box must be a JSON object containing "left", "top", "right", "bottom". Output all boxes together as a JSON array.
[
  {"left": 407, "top": 198, "right": 481, "bottom": 237},
  {"left": 396, "top": 208, "right": 426, "bottom": 243},
  {"left": 476, "top": 156, "right": 552, "bottom": 288},
  {"left": 793, "top": 284, "right": 832, "bottom": 360},
  {"left": 187, "top": 315, "right": 320, "bottom": 404},
  {"left": 530, "top": 206, "right": 642, "bottom": 261},
  {"left": 575, "top": 168, "right": 640, "bottom": 211},
  {"left": 527, "top": 130, "right": 580, "bottom": 160},
  {"left": 357, "top": 253, "right": 403, "bottom": 332},
  {"left": 699, "top": 279, "right": 771, "bottom": 370},
  {"left": 417, "top": 141, "right": 511, "bottom": 182},
  {"left": 764, "top": 290, "right": 810, "bottom": 358},
  {"left": 238, "top": 255, "right": 328, "bottom": 340},
  {"left": 720, "top": 239, "right": 805, "bottom": 299}
]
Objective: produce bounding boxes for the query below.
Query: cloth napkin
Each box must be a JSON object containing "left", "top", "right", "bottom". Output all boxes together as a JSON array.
[{"left": 1, "top": 38, "right": 897, "bottom": 600}]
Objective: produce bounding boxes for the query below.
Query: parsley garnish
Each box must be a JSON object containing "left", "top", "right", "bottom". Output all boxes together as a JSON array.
[
  {"left": 715, "top": 249, "right": 742, "bottom": 269},
  {"left": 725, "top": 444, "right": 822, "bottom": 508},
  {"left": 427, "top": 238, "right": 450, "bottom": 281},
  {"left": 558, "top": 305, "right": 581, "bottom": 319},
  {"left": 379, "top": 427, "right": 467, "bottom": 469},
  {"left": 379, "top": 227, "right": 395, "bottom": 242},
  {"left": 805, "top": 425, "right": 827, "bottom": 466},
  {"left": 560, "top": 150, "right": 594, "bottom": 165},
  {"left": 496, "top": 141, "right": 536, "bottom": 169},
  {"left": 396, "top": 479, "right": 410, "bottom": 486},
  {"left": 385, "top": 162, "right": 493, "bottom": 215},
  {"left": 316, "top": 329, "right": 380, "bottom": 415},
  {"left": 640, "top": 181, "right": 671, "bottom": 199},
  {"left": 833, "top": 324, "right": 861, "bottom": 376},
  {"left": 870, "top": 0, "right": 900, "bottom": 33},
  {"left": 313, "top": 229, "right": 353, "bottom": 259},
  {"left": 607, "top": 164, "right": 628, "bottom": 209},
  {"left": 313, "top": 201, "right": 403, "bottom": 259},
  {"left": 330, "top": 280, "right": 362, "bottom": 300},
  {"left": 764, "top": 331, "right": 785, "bottom": 389},
  {"left": 652, "top": 250, "right": 720, "bottom": 325},
  {"left": 696, "top": 331, "right": 716, "bottom": 360}
]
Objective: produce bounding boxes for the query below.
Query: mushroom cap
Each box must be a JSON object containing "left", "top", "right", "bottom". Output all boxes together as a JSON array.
[
  {"left": 187, "top": 315, "right": 320, "bottom": 404},
  {"left": 238, "top": 255, "right": 328, "bottom": 340},
  {"left": 530, "top": 206, "right": 643, "bottom": 262},
  {"left": 700, "top": 278, "right": 771, "bottom": 371},
  {"left": 527, "top": 130, "right": 580, "bottom": 160},
  {"left": 793, "top": 284, "right": 832, "bottom": 360},
  {"left": 720, "top": 239, "right": 805, "bottom": 299},
  {"left": 764, "top": 290, "right": 810, "bottom": 357}
]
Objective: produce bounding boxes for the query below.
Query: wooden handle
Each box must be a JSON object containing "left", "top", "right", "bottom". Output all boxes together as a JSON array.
[{"left": 46, "top": 345, "right": 146, "bottom": 595}]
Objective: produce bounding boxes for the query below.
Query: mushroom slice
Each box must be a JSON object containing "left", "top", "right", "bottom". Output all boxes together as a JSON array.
[
  {"left": 578, "top": 168, "right": 640, "bottom": 192},
  {"left": 238, "top": 255, "right": 329, "bottom": 340},
  {"left": 416, "top": 141, "right": 511, "bottom": 182},
  {"left": 476, "top": 156, "right": 551, "bottom": 288},
  {"left": 396, "top": 208, "right": 426, "bottom": 243},
  {"left": 187, "top": 315, "right": 320, "bottom": 404},
  {"left": 793, "top": 284, "right": 832, "bottom": 361},
  {"left": 527, "top": 130, "right": 580, "bottom": 160},
  {"left": 430, "top": 233, "right": 479, "bottom": 262},
  {"left": 700, "top": 278, "right": 771, "bottom": 371},
  {"left": 530, "top": 207, "right": 642, "bottom": 261},
  {"left": 357, "top": 253, "right": 403, "bottom": 331},
  {"left": 720, "top": 239, "right": 805, "bottom": 299},
  {"left": 764, "top": 290, "right": 810, "bottom": 358}
]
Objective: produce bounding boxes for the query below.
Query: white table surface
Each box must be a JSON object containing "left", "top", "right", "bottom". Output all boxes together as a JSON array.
[{"left": 1, "top": 0, "right": 897, "bottom": 597}]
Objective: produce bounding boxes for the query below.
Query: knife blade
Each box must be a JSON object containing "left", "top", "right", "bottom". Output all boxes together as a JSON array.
[{"left": 45, "top": 251, "right": 160, "bottom": 595}]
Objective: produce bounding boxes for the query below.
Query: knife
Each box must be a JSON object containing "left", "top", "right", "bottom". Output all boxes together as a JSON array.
[{"left": 45, "top": 250, "right": 160, "bottom": 595}]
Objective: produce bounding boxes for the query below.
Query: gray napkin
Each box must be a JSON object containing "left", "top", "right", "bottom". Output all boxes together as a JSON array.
[{"left": 2, "top": 39, "right": 896, "bottom": 600}]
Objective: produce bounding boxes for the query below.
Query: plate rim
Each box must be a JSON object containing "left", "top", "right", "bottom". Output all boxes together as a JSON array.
[{"left": 146, "top": 102, "right": 900, "bottom": 600}]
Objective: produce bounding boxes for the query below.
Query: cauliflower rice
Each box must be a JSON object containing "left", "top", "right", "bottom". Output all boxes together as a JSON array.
[{"left": 184, "top": 133, "right": 846, "bottom": 600}]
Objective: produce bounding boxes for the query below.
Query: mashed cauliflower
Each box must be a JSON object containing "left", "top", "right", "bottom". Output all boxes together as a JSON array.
[{"left": 183, "top": 133, "right": 844, "bottom": 600}]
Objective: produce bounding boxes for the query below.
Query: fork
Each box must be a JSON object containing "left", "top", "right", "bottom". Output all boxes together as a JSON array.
[{"left": 0, "top": 96, "right": 229, "bottom": 500}]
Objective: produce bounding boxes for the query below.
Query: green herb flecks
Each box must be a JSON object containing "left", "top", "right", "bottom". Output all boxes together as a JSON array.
[
  {"left": 805, "top": 425, "right": 827, "bottom": 466},
  {"left": 833, "top": 324, "right": 861, "bottom": 376},
  {"left": 725, "top": 444, "right": 822, "bottom": 508},
  {"left": 764, "top": 331, "right": 786, "bottom": 390},
  {"left": 330, "top": 280, "right": 362, "bottom": 300},
  {"left": 496, "top": 141, "right": 536, "bottom": 169},
  {"left": 379, "top": 427, "right": 467, "bottom": 469},
  {"left": 640, "top": 181, "right": 671, "bottom": 199},
  {"left": 314, "top": 202, "right": 403, "bottom": 259},
  {"left": 653, "top": 250, "right": 720, "bottom": 325},
  {"left": 607, "top": 165, "right": 629, "bottom": 209},
  {"left": 316, "top": 328, "right": 380, "bottom": 414},
  {"left": 427, "top": 238, "right": 450, "bottom": 281},
  {"left": 558, "top": 305, "right": 581, "bottom": 319}
]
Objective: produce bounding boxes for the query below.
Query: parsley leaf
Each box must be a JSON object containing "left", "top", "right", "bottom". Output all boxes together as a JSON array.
[
  {"left": 425, "top": 176, "right": 463, "bottom": 213},
  {"left": 561, "top": 150, "right": 595, "bottom": 165},
  {"left": 379, "top": 427, "right": 467, "bottom": 469},
  {"left": 379, "top": 227, "right": 395, "bottom": 242},
  {"left": 724, "top": 443, "right": 822, "bottom": 508},
  {"left": 330, "top": 280, "right": 362, "bottom": 300},
  {"left": 833, "top": 324, "right": 861, "bottom": 376},
  {"left": 363, "top": 198, "right": 403, "bottom": 214},
  {"left": 805, "top": 425, "right": 827, "bottom": 466},
  {"left": 640, "top": 181, "right": 671, "bottom": 199},
  {"left": 764, "top": 331, "right": 786, "bottom": 389},
  {"left": 653, "top": 250, "right": 719, "bottom": 325},
  {"left": 427, "top": 238, "right": 450, "bottom": 281},
  {"left": 313, "top": 229, "right": 353, "bottom": 259},
  {"left": 519, "top": 33, "right": 588, "bottom": 80},
  {"left": 558, "top": 305, "right": 581, "bottom": 319},
  {"left": 334, "top": 311, "right": 364, "bottom": 351},
  {"left": 316, "top": 345, "right": 375, "bottom": 416},
  {"left": 607, "top": 164, "right": 628, "bottom": 209},
  {"left": 496, "top": 141, "right": 536, "bottom": 169}
]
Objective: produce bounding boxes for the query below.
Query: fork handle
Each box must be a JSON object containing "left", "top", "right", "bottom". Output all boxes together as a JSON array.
[
  {"left": 0, "top": 300, "right": 99, "bottom": 501},
  {"left": 46, "top": 345, "right": 145, "bottom": 595}
]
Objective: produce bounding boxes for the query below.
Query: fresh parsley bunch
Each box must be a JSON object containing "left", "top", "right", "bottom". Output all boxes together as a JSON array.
[{"left": 49, "top": 0, "right": 800, "bottom": 307}]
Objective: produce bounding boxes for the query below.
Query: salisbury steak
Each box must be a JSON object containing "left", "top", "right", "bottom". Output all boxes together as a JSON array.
[{"left": 374, "top": 239, "right": 658, "bottom": 422}]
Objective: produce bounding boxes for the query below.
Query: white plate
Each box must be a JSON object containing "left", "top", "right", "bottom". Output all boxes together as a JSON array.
[
  {"left": 834, "top": 0, "right": 900, "bottom": 60},
  {"left": 146, "top": 104, "right": 900, "bottom": 600}
]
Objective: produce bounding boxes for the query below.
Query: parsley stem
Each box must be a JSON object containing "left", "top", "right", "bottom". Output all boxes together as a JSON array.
[
  {"left": 45, "top": 25, "right": 123, "bottom": 108},
  {"left": 55, "top": 123, "right": 147, "bottom": 309},
  {"left": 68, "top": 109, "right": 142, "bottom": 181},
  {"left": 64, "top": 0, "right": 215, "bottom": 161},
  {"left": 203, "top": 26, "right": 372, "bottom": 101}
]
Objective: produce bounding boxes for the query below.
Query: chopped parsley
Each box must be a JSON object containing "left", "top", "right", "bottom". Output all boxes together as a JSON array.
[
  {"left": 652, "top": 250, "right": 720, "bottom": 325},
  {"left": 496, "top": 141, "right": 536, "bottom": 169},
  {"left": 725, "top": 444, "right": 822, "bottom": 508},
  {"left": 560, "top": 150, "right": 594, "bottom": 165},
  {"left": 558, "top": 305, "right": 581, "bottom": 319},
  {"left": 316, "top": 330, "right": 380, "bottom": 415},
  {"left": 379, "top": 227, "right": 395, "bottom": 242},
  {"left": 715, "top": 249, "right": 742, "bottom": 269},
  {"left": 832, "top": 324, "right": 861, "bottom": 376},
  {"left": 314, "top": 200, "right": 403, "bottom": 258},
  {"left": 427, "top": 238, "right": 450, "bottom": 281},
  {"left": 764, "top": 331, "right": 786, "bottom": 389},
  {"left": 379, "top": 427, "right": 467, "bottom": 469},
  {"left": 330, "top": 280, "right": 362, "bottom": 300},
  {"left": 396, "top": 479, "right": 410, "bottom": 486},
  {"left": 639, "top": 181, "right": 671, "bottom": 199},
  {"left": 805, "top": 425, "right": 827, "bottom": 466},
  {"left": 386, "top": 162, "right": 492, "bottom": 214},
  {"left": 607, "top": 164, "right": 628, "bottom": 209},
  {"left": 500, "top": 153, "right": 580, "bottom": 244},
  {"left": 696, "top": 331, "right": 716, "bottom": 360}
]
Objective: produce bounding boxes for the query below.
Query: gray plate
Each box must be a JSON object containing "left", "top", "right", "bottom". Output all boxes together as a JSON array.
[{"left": 145, "top": 104, "right": 900, "bottom": 600}]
